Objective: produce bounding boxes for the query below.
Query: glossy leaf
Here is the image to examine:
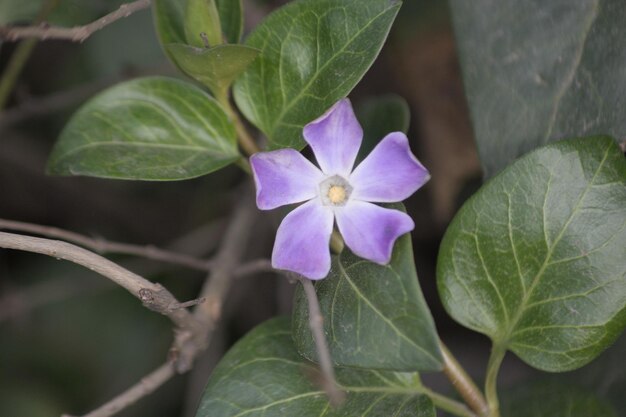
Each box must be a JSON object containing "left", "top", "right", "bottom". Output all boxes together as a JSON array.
[
  {"left": 501, "top": 381, "right": 617, "bottom": 417},
  {"left": 233, "top": 0, "right": 401, "bottom": 150},
  {"left": 293, "top": 217, "right": 443, "bottom": 372},
  {"left": 47, "top": 77, "right": 238, "bottom": 180},
  {"left": 216, "top": 0, "right": 243, "bottom": 44},
  {"left": 450, "top": 0, "right": 626, "bottom": 177},
  {"left": 355, "top": 94, "right": 410, "bottom": 163},
  {"left": 196, "top": 317, "right": 435, "bottom": 417},
  {"left": 437, "top": 136, "right": 626, "bottom": 371},
  {"left": 166, "top": 43, "right": 259, "bottom": 95}
]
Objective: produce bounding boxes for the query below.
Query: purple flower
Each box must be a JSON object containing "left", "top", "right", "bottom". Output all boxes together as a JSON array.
[{"left": 250, "top": 99, "right": 430, "bottom": 279}]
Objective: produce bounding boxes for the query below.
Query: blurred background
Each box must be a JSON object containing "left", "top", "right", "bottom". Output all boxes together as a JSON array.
[{"left": 0, "top": 1, "right": 622, "bottom": 416}]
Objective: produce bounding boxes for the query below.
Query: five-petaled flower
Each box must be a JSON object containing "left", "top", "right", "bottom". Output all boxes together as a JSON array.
[{"left": 250, "top": 99, "right": 430, "bottom": 279}]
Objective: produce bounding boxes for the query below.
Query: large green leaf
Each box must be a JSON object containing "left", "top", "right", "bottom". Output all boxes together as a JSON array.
[
  {"left": 450, "top": 0, "right": 626, "bottom": 177},
  {"left": 47, "top": 77, "right": 238, "bottom": 180},
  {"left": 196, "top": 317, "right": 435, "bottom": 417},
  {"left": 501, "top": 381, "right": 618, "bottom": 417},
  {"left": 216, "top": 0, "right": 243, "bottom": 44},
  {"left": 437, "top": 136, "right": 626, "bottom": 371},
  {"left": 293, "top": 220, "right": 443, "bottom": 372},
  {"left": 166, "top": 43, "right": 259, "bottom": 95},
  {"left": 233, "top": 0, "right": 401, "bottom": 150}
]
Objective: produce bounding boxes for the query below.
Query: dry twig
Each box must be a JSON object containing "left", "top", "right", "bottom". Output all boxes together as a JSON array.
[
  {"left": 298, "top": 276, "right": 345, "bottom": 406},
  {"left": 0, "top": 231, "right": 195, "bottom": 330},
  {"left": 57, "top": 189, "right": 258, "bottom": 417},
  {"left": 0, "top": 218, "right": 212, "bottom": 272},
  {"left": 0, "top": 0, "right": 151, "bottom": 43}
]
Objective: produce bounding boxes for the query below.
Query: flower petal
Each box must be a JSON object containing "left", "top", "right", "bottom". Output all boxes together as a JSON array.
[
  {"left": 251, "top": 149, "right": 324, "bottom": 210},
  {"left": 336, "top": 201, "right": 414, "bottom": 264},
  {"left": 272, "top": 199, "right": 334, "bottom": 279},
  {"left": 303, "top": 99, "right": 363, "bottom": 177},
  {"left": 350, "top": 132, "right": 430, "bottom": 202}
]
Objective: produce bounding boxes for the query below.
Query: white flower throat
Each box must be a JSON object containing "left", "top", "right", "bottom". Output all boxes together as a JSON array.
[{"left": 319, "top": 175, "right": 352, "bottom": 206}]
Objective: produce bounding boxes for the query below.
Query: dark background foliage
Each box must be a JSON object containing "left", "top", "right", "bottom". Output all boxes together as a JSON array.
[{"left": 0, "top": 1, "right": 623, "bottom": 416}]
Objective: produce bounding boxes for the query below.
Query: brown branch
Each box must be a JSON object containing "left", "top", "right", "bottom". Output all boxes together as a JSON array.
[
  {"left": 0, "top": 0, "right": 151, "bottom": 43},
  {"left": 233, "top": 258, "right": 274, "bottom": 278},
  {"left": 194, "top": 191, "right": 257, "bottom": 329},
  {"left": 61, "top": 187, "right": 258, "bottom": 417},
  {"left": 0, "top": 231, "right": 195, "bottom": 330},
  {"left": 61, "top": 362, "right": 177, "bottom": 417},
  {"left": 0, "top": 218, "right": 212, "bottom": 272},
  {"left": 298, "top": 276, "right": 345, "bottom": 407},
  {"left": 440, "top": 342, "right": 489, "bottom": 416}
]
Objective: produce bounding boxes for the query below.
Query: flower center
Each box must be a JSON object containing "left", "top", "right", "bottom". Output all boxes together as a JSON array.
[
  {"left": 319, "top": 175, "right": 352, "bottom": 207},
  {"left": 328, "top": 185, "right": 346, "bottom": 204}
]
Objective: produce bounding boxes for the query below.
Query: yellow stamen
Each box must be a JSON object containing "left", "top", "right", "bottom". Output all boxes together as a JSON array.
[{"left": 328, "top": 185, "right": 346, "bottom": 204}]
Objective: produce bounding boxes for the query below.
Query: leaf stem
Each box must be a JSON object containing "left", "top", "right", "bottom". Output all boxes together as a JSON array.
[
  {"left": 215, "top": 90, "right": 261, "bottom": 156},
  {"left": 440, "top": 341, "right": 489, "bottom": 416},
  {"left": 485, "top": 344, "right": 506, "bottom": 417},
  {"left": 421, "top": 386, "right": 477, "bottom": 417}
]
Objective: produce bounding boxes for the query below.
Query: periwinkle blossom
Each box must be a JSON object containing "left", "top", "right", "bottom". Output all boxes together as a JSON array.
[{"left": 250, "top": 99, "right": 430, "bottom": 279}]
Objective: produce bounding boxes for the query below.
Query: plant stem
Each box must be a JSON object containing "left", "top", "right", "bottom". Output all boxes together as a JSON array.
[
  {"left": 421, "top": 386, "right": 477, "bottom": 417},
  {"left": 216, "top": 90, "right": 260, "bottom": 156},
  {"left": 440, "top": 341, "right": 489, "bottom": 416},
  {"left": 485, "top": 344, "right": 506, "bottom": 417},
  {"left": 0, "top": 0, "right": 59, "bottom": 110}
]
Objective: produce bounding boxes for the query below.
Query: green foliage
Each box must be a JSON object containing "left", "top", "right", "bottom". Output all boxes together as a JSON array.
[
  {"left": 184, "top": 0, "right": 223, "bottom": 47},
  {"left": 152, "top": 0, "right": 186, "bottom": 46},
  {"left": 293, "top": 221, "right": 443, "bottom": 372},
  {"left": 501, "top": 381, "right": 617, "bottom": 417},
  {"left": 195, "top": 317, "right": 435, "bottom": 417},
  {"left": 355, "top": 94, "right": 410, "bottom": 163},
  {"left": 450, "top": 0, "right": 626, "bottom": 177},
  {"left": 437, "top": 136, "right": 626, "bottom": 372},
  {"left": 216, "top": 0, "right": 244, "bottom": 43},
  {"left": 165, "top": 43, "right": 259, "bottom": 95},
  {"left": 233, "top": 0, "right": 402, "bottom": 150},
  {"left": 47, "top": 77, "right": 239, "bottom": 181},
  {"left": 153, "top": 0, "right": 252, "bottom": 94}
]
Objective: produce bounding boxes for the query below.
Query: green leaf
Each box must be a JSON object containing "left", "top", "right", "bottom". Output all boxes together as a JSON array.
[
  {"left": 165, "top": 43, "right": 259, "bottom": 95},
  {"left": 216, "top": 0, "right": 243, "bottom": 44},
  {"left": 293, "top": 215, "right": 443, "bottom": 372},
  {"left": 152, "top": 0, "right": 186, "bottom": 68},
  {"left": 196, "top": 317, "right": 435, "bottom": 417},
  {"left": 233, "top": 0, "right": 401, "bottom": 150},
  {"left": 450, "top": 0, "right": 626, "bottom": 177},
  {"left": 501, "top": 380, "right": 618, "bottom": 417},
  {"left": 437, "top": 136, "right": 626, "bottom": 371},
  {"left": 184, "top": 0, "right": 222, "bottom": 47},
  {"left": 152, "top": 0, "right": 185, "bottom": 44},
  {"left": 355, "top": 94, "right": 410, "bottom": 163},
  {"left": 47, "top": 77, "right": 239, "bottom": 181}
]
